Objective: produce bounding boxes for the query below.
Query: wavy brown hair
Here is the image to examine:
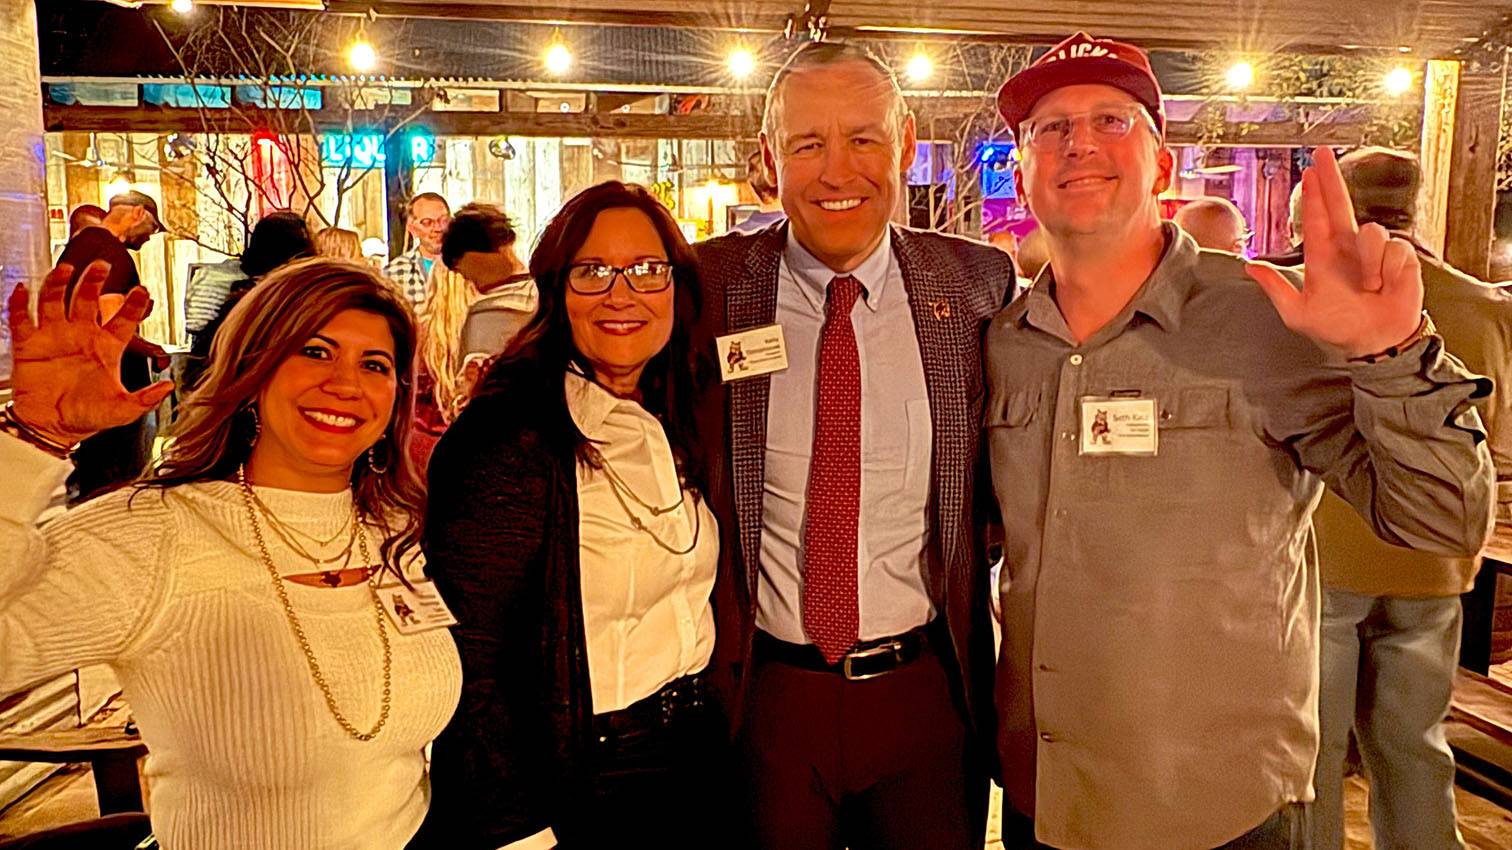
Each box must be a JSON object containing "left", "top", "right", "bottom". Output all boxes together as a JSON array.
[{"left": 141, "top": 258, "right": 425, "bottom": 574}]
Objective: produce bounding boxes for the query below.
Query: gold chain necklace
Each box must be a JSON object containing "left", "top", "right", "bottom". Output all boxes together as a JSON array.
[
  {"left": 246, "top": 485, "right": 353, "bottom": 547},
  {"left": 237, "top": 466, "right": 392, "bottom": 742},
  {"left": 250, "top": 497, "right": 358, "bottom": 567},
  {"left": 585, "top": 447, "right": 701, "bottom": 556}
]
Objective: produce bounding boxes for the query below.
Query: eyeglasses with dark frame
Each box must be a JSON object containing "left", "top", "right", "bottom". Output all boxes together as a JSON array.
[
  {"left": 1018, "top": 104, "right": 1160, "bottom": 152},
  {"left": 566, "top": 260, "right": 675, "bottom": 295}
]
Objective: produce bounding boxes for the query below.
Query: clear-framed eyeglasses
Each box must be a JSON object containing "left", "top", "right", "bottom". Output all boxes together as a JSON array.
[
  {"left": 413, "top": 215, "right": 451, "bottom": 230},
  {"left": 567, "top": 260, "right": 675, "bottom": 295},
  {"left": 1018, "top": 104, "right": 1160, "bottom": 152}
]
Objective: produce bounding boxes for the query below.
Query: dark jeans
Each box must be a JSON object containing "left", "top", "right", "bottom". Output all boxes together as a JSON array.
[
  {"left": 553, "top": 679, "right": 733, "bottom": 849},
  {"left": 1002, "top": 803, "right": 1311, "bottom": 850}
]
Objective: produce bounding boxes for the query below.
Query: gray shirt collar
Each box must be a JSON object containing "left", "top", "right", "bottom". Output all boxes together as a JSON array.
[{"left": 1008, "top": 222, "right": 1202, "bottom": 343}]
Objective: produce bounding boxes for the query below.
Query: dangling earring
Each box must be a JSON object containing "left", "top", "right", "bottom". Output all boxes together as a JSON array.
[
  {"left": 367, "top": 441, "right": 391, "bottom": 475},
  {"left": 245, "top": 405, "right": 262, "bottom": 446}
]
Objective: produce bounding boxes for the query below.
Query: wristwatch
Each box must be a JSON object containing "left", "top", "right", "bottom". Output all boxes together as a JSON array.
[{"left": 1347, "top": 311, "right": 1435, "bottom": 365}]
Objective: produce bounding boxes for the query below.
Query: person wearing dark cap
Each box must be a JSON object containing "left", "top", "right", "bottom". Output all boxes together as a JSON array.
[
  {"left": 1310, "top": 146, "right": 1512, "bottom": 850},
  {"left": 55, "top": 189, "right": 170, "bottom": 503},
  {"left": 985, "top": 32, "right": 1493, "bottom": 850}
]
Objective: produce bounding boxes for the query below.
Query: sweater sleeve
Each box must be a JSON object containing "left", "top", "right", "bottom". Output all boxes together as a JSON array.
[
  {"left": 0, "top": 435, "right": 173, "bottom": 697},
  {"left": 414, "top": 418, "right": 561, "bottom": 849}
]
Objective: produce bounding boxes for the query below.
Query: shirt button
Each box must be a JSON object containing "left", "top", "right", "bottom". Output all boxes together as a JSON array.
[
  {"left": 1053, "top": 508, "right": 1067, "bottom": 518},
  {"left": 1069, "top": 354, "right": 1084, "bottom": 366},
  {"left": 1062, "top": 431, "right": 1075, "bottom": 441},
  {"left": 1040, "top": 732, "right": 1057, "bottom": 743},
  {"left": 1037, "top": 663, "right": 1054, "bottom": 672}
]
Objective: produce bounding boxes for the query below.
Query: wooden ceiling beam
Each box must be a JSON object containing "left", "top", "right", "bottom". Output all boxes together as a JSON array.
[{"left": 42, "top": 102, "right": 1368, "bottom": 148}]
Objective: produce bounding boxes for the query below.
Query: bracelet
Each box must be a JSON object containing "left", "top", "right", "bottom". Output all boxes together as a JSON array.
[
  {"left": 1347, "top": 311, "right": 1435, "bottom": 365},
  {"left": 0, "top": 401, "right": 78, "bottom": 459}
]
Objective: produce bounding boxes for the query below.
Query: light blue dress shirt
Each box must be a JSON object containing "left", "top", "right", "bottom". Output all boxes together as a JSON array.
[{"left": 757, "top": 229, "right": 935, "bottom": 645}]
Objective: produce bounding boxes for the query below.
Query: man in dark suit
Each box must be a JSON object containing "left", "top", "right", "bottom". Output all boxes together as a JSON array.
[{"left": 696, "top": 40, "right": 1015, "bottom": 850}]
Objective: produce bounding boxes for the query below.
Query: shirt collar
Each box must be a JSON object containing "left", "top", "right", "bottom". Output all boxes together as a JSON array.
[
  {"left": 564, "top": 370, "right": 637, "bottom": 439},
  {"left": 783, "top": 226, "right": 893, "bottom": 313},
  {"left": 1010, "top": 222, "right": 1200, "bottom": 338}
]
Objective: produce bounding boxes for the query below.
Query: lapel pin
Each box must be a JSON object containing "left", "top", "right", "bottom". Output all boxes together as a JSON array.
[{"left": 931, "top": 300, "right": 952, "bottom": 321}]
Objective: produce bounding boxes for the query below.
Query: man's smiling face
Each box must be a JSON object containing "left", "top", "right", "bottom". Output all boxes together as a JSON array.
[{"left": 763, "top": 60, "right": 916, "bottom": 273}]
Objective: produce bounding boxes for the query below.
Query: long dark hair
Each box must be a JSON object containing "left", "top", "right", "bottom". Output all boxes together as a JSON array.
[
  {"left": 141, "top": 258, "right": 426, "bottom": 574},
  {"left": 478, "top": 181, "right": 714, "bottom": 495}
]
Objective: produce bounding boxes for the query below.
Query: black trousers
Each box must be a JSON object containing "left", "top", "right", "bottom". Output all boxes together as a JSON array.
[
  {"left": 739, "top": 635, "right": 986, "bottom": 850},
  {"left": 553, "top": 678, "right": 734, "bottom": 849},
  {"left": 68, "top": 354, "right": 155, "bottom": 504}
]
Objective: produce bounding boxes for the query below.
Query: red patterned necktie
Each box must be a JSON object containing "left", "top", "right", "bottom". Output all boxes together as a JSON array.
[{"left": 803, "top": 275, "right": 863, "bottom": 664}]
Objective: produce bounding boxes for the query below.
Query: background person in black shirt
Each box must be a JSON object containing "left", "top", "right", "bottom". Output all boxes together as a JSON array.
[{"left": 55, "top": 190, "right": 169, "bottom": 502}]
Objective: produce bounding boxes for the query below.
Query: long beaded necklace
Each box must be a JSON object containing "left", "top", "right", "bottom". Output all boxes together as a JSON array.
[
  {"left": 236, "top": 466, "right": 392, "bottom": 742},
  {"left": 584, "top": 446, "right": 701, "bottom": 556}
]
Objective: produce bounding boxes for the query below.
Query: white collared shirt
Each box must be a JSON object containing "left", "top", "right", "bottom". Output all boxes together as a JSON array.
[
  {"left": 757, "top": 230, "right": 934, "bottom": 644},
  {"left": 566, "top": 371, "right": 718, "bottom": 714}
]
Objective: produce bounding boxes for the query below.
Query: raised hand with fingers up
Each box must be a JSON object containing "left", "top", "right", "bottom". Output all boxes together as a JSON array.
[
  {"left": 6, "top": 260, "right": 174, "bottom": 447},
  {"left": 1245, "top": 146, "right": 1425, "bottom": 359}
]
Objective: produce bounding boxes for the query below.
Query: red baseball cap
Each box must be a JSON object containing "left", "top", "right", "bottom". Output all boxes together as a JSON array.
[{"left": 996, "top": 32, "right": 1166, "bottom": 138}]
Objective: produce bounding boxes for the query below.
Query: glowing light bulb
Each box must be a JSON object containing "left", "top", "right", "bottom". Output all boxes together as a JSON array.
[
  {"left": 106, "top": 176, "right": 132, "bottom": 198},
  {"left": 170, "top": 0, "right": 193, "bottom": 14},
  {"left": 545, "top": 43, "right": 573, "bottom": 76},
  {"left": 1384, "top": 66, "right": 1413, "bottom": 96},
  {"left": 348, "top": 40, "right": 378, "bottom": 74},
  {"left": 906, "top": 52, "right": 933, "bottom": 83},
  {"left": 728, "top": 48, "right": 756, "bottom": 80},
  {"left": 1225, "top": 61, "right": 1255, "bottom": 91}
]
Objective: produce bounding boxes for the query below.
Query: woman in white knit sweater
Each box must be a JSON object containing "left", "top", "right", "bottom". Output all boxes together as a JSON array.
[{"left": 0, "top": 258, "right": 462, "bottom": 849}]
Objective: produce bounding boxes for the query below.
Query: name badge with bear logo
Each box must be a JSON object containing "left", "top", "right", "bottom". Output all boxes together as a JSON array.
[
  {"left": 1079, "top": 396, "right": 1159, "bottom": 456},
  {"left": 378, "top": 579, "right": 459, "bottom": 635},
  {"left": 716, "top": 324, "right": 789, "bottom": 383}
]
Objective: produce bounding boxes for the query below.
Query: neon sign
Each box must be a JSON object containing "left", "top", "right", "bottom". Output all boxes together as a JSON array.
[{"left": 320, "top": 130, "right": 437, "bottom": 169}]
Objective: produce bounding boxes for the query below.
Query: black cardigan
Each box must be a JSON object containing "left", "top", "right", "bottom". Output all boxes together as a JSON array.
[{"left": 410, "top": 369, "right": 594, "bottom": 849}]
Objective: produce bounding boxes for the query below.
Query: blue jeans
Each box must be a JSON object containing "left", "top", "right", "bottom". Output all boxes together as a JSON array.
[{"left": 1314, "top": 588, "right": 1465, "bottom": 850}]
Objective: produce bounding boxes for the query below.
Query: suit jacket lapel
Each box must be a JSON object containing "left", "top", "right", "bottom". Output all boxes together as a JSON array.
[
  {"left": 727, "top": 225, "right": 785, "bottom": 597},
  {"left": 891, "top": 227, "right": 966, "bottom": 588}
]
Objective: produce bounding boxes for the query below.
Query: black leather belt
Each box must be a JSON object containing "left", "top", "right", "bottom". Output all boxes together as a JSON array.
[
  {"left": 593, "top": 671, "right": 711, "bottom": 739},
  {"left": 754, "top": 626, "right": 930, "bottom": 681}
]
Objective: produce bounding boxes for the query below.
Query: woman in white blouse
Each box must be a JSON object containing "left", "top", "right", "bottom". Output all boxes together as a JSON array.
[
  {"left": 413, "top": 182, "right": 729, "bottom": 849},
  {"left": 0, "top": 258, "right": 461, "bottom": 849}
]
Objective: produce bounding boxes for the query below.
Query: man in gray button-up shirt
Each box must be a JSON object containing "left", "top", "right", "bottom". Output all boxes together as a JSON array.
[{"left": 986, "top": 32, "right": 1494, "bottom": 850}]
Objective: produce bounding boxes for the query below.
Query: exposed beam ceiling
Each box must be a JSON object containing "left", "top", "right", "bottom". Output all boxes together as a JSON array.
[{"left": 327, "top": 1, "right": 1512, "bottom": 57}]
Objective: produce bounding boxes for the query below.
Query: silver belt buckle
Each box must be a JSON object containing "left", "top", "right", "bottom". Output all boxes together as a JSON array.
[{"left": 841, "top": 639, "right": 904, "bottom": 681}]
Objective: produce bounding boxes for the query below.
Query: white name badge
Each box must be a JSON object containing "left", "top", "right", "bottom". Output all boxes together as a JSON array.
[
  {"left": 377, "top": 579, "right": 459, "bottom": 635},
  {"left": 716, "top": 324, "right": 788, "bottom": 382},
  {"left": 1080, "top": 396, "right": 1159, "bottom": 456}
]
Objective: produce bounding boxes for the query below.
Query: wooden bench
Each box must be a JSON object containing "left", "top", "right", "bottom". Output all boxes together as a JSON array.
[{"left": 0, "top": 727, "right": 146, "bottom": 815}]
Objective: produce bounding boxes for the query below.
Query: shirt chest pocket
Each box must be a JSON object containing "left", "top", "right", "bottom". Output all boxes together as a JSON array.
[
  {"left": 863, "top": 398, "right": 933, "bottom": 493},
  {"left": 1157, "top": 385, "right": 1232, "bottom": 431},
  {"left": 986, "top": 387, "right": 1042, "bottom": 430},
  {"left": 984, "top": 387, "right": 1049, "bottom": 478},
  {"left": 1109, "top": 384, "right": 1235, "bottom": 501}
]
